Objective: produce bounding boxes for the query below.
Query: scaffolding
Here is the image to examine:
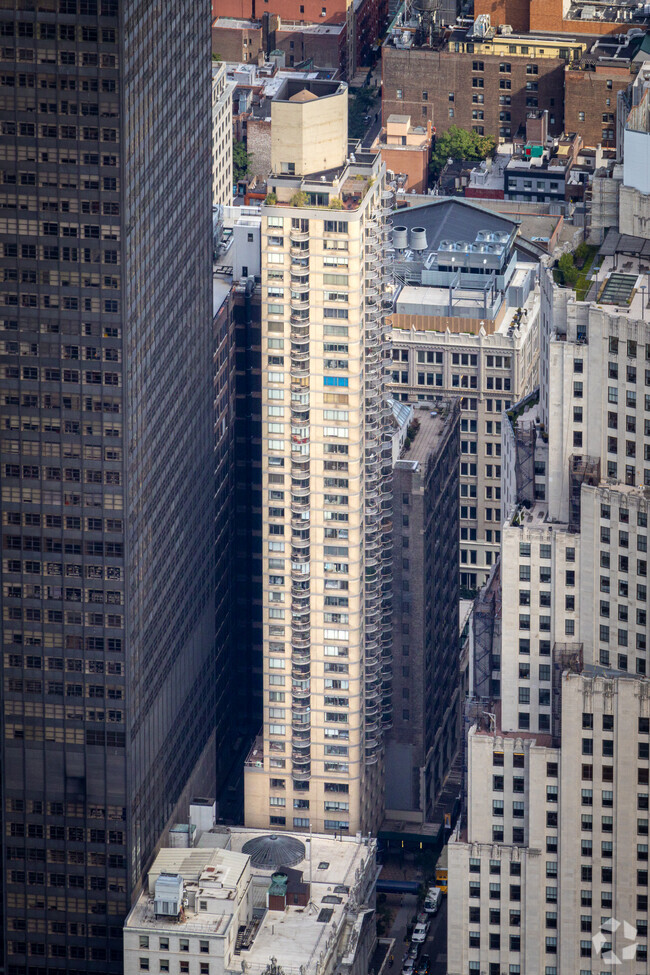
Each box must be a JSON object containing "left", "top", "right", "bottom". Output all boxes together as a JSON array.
[
  {"left": 569, "top": 454, "right": 600, "bottom": 530},
  {"left": 551, "top": 642, "right": 584, "bottom": 744}
]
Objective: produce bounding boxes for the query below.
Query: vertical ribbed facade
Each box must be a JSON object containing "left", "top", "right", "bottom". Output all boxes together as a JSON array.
[{"left": 0, "top": 0, "right": 218, "bottom": 970}]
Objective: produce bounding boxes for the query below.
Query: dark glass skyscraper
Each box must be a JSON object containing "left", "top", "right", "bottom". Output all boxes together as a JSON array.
[{"left": 0, "top": 0, "right": 215, "bottom": 969}]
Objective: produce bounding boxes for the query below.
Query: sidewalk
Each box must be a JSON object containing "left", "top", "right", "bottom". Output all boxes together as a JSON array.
[{"left": 387, "top": 892, "right": 419, "bottom": 961}]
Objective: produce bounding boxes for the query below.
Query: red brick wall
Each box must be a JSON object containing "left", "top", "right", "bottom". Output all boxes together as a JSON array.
[
  {"left": 213, "top": 0, "right": 348, "bottom": 25},
  {"left": 381, "top": 146, "right": 430, "bottom": 193},
  {"left": 564, "top": 66, "right": 631, "bottom": 147},
  {"left": 382, "top": 46, "right": 565, "bottom": 143},
  {"left": 529, "top": 0, "right": 635, "bottom": 34},
  {"left": 355, "top": 0, "right": 380, "bottom": 66},
  {"left": 473, "top": 0, "right": 530, "bottom": 32}
]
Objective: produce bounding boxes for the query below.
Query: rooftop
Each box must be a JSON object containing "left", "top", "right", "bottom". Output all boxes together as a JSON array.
[
  {"left": 396, "top": 402, "right": 457, "bottom": 466},
  {"left": 565, "top": 0, "right": 649, "bottom": 25},
  {"left": 125, "top": 848, "right": 249, "bottom": 937},
  {"left": 389, "top": 198, "right": 518, "bottom": 253},
  {"left": 586, "top": 252, "right": 650, "bottom": 313}
]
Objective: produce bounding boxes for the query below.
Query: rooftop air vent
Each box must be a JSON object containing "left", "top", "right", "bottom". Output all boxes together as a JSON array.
[
  {"left": 410, "top": 227, "right": 427, "bottom": 250},
  {"left": 392, "top": 226, "right": 408, "bottom": 249}
]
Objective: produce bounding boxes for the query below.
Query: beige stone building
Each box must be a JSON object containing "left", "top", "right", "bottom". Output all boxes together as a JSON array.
[
  {"left": 386, "top": 200, "right": 540, "bottom": 590},
  {"left": 212, "top": 62, "right": 235, "bottom": 208},
  {"left": 448, "top": 70, "right": 650, "bottom": 973},
  {"left": 243, "top": 79, "right": 393, "bottom": 835}
]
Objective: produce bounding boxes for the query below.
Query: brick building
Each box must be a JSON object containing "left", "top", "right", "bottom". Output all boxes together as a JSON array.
[
  {"left": 476, "top": 0, "right": 650, "bottom": 37},
  {"left": 212, "top": 0, "right": 386, "bottom": 74},
  {"left": 213, "top": 16, "right": 345, "bottom": 70},
  {"left": 213, "top": 17, "right": 264, "bottom": 63},
  {"left": 372, "top": 114, "right": 433, "bottom": 192},
  {"left": 564, "top": 33, "right": 648, "bottom": 148},
  {"left": 382, "top": 25, "right": 573, "bottom": 142}
]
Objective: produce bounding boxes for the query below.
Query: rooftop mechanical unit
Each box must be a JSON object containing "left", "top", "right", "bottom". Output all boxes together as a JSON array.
[{"left": 154, "top": 873, "right": 184, "bottom": 918}]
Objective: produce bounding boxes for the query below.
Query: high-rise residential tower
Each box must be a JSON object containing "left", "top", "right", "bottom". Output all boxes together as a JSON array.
[
  {"left": 243, "top": 79, "right": 393, "bottom": 835},
  {"left": 0, "top": 0, "right": 221, "bottom": 970}
]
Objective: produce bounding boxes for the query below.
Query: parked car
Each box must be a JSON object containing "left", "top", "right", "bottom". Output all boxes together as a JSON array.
[
  {"left": 424, "top": 887, "right": 443, "bottom": 914},
  {"left": 402, "top": 958, "right": 416, "bottom": 975},
  {"left": 416, "top": 955, "right": 431, "bottom": 975},
  {"left": 411, "top": 922, "right": 429, "bottom": 944},
  {"left": 407, "top": 945, "right": 419, "bottom": 960},
  {"left": 417, "top": 911, "right": 429, "bottom": 924}
]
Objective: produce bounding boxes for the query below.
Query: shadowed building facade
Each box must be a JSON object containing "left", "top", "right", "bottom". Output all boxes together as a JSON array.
[{"left": 0, "top": 0, "right": 227, "bottom": 970}]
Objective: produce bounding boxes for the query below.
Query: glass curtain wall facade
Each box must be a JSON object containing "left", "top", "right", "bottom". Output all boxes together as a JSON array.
[{"left": 0, "top": 0, "right": 215, "bottom": 970}]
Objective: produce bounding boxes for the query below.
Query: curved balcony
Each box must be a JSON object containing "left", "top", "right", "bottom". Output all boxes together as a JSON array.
[
  {"left": 291, "top": 296, "right": 310, "bottom": 312},
  {"left": 364, "top": 658, "right": 382, "bottom": 680},
  {"left": 364, "top": 718, "right": 381, "bottom": 740},
  {"left": 290, "top": 504, "right": 309, "bottom": 524},
  {"left": 290, "top": 546, "right": 310, "bottom": 564},
  {"left": 291, "top": 644, "right": 311, "bottom": 661},
  {"left": 292, "top": 745, "right": 311, "bottom": 763},
  {"left": 292, "top": 677, "right": 310, "bottom": 694},
  {"left": 291, "top": 323, "right": 310, "bottom": 341},
  {"left": 290, "top": 349, "right": 310, "bottom": 365},
  {"left": 291, "top": 657, "right": 310, "bottom": 675},
  {"left": 290, "top": 228, "right": 309, "bottom": 243},
  {"left": 290, "top": 484, "right": 310, "bottom": 501},
  {"left": 290, "top": 244, "right": 310, "bottom": 259},
  {"left": 292, "top": 725, "right": 311, "bottom": 745},
  {"left": 292, "top": 762, "right": 311, "bottom": 780},
  {"left": 291, "top": 273, "right": 310, "bottom": 289},
  {"left": 291, "top": 258, "right": 310, "bottom": 274},
  {"left": 365, "top": 699, "right": 380, "bottom": 719},
  {"left": 291, "top": 613, "right": 310, "bottom": 631}
]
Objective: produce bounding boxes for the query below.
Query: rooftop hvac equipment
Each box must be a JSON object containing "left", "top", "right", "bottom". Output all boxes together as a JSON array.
[
  {"left": 472, "top": 13, "right": 491, "bottom": 36},
  {"left": 410, "top": 227, "right": 428, "bottom": 250},
  {"left": 392, "top": 226, "right": 408, "bottom": 249},
  {"left": 154, "top": 874, "right": 184, "bottom": 918}
]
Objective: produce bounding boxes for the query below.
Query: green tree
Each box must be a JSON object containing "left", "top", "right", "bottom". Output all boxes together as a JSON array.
[
  {"left": 233, "top": 140, "right": 251, "bottom": 183},
  {"left": 430, "top": 125, "right": 496, "bottom": 179},
  {"left": 558, "top": 252, "right": 579, "bottom": 287}
]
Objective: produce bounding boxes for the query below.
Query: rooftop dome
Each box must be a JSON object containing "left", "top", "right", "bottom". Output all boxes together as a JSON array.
[
  {"left": 242, "top": 833, "right": 306, "bottom": 869},
  {"left": 289, "top": 88, "right": 319, "bottom": 103}
]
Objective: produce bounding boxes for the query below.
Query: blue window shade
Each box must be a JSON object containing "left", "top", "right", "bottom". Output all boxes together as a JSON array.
[{"left": 324, "top": 376, "right": 348, "bottom": 387}]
